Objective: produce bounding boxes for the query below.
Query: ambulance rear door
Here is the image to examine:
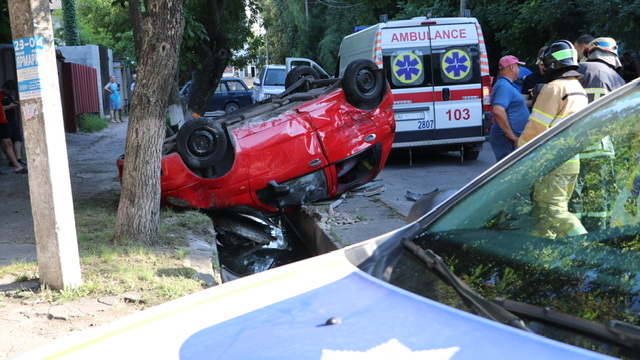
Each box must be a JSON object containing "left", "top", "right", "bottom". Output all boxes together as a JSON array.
[{"left": 381, "top": 20, "right": 485, "bottom": 149}]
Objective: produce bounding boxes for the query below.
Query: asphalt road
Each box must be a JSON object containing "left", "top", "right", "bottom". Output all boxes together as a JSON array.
[{"left": 312, "top": 142, "right": 497, "bottom": 247}]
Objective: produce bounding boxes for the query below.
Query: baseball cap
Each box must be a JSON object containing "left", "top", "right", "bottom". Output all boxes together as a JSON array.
[{"left": 499, "top": 55, "right": 525, "bottom": 69}]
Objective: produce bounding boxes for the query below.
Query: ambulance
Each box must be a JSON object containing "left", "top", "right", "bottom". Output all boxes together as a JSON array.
[{"left": 338, "top": 16, "right": 492, "bottom": 160}]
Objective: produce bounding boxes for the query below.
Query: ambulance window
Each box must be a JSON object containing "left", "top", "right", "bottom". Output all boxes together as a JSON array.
[
  {"left": 432, "top": 46, "right": 480, "bottom": 86},
  {"left": 382, "top": 49, "right": 433, "bottom": 89}
]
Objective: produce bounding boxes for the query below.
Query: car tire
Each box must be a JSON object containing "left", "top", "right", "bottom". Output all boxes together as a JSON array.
[
  {"left": 342, "top": 59, "right": 386, "bottom": 110},
  {"left": 224, "top": 102, "right": 240, "bottom": 114},
  {"left": 176, "top": 118, "right": 228, "bottom": 169},
  {"left": 463, "top": 147, "right": 480, "bottom": 160},
  {"left": 285, "top": 66, "right": 319, "bottom": 90}
]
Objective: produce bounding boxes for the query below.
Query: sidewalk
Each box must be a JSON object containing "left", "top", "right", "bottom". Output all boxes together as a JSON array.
[{"left": 0, "top": 121, "right": 128, "bottom": 267}]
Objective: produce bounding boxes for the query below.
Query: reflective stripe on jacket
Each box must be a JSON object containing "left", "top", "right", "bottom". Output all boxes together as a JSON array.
[{"left": 518, "top": 77, "right": 588, "bottom": 147}]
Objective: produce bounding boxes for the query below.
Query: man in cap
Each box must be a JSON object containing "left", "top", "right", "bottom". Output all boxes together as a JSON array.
[
  {"left": 569, "top": 37, "right": 626, "bottom": 231},
  {"left": 518, "top": 40, "right": 588, "bottom": 239},
  {"left": 489, "top": 55, "right": 530, "bottom": 162}
]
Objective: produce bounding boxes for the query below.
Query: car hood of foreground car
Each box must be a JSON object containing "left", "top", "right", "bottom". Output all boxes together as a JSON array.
[{"left": 18, "top": 231, "right": 613, "bottom": 360}]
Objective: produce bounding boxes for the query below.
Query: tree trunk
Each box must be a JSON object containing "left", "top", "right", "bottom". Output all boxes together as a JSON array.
[
  {"left": 185, "top": 0, "right": 231, "bottom": 115},
  {"left": 114, "top": 0, "right": 184, "bottom": 246}
]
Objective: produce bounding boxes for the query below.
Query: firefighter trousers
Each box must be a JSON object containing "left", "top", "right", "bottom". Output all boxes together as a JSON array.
[{"left": 532, "top": 172, "right": 587, "bottom": 239}]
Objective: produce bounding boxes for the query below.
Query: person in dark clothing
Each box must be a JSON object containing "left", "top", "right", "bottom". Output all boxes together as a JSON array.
[
  {"left": 569, "top": 37, "right": 626, "bottom": 231},
  {"left": 0, "top": 81, "right": 26, "bottom": 174},
  {"left": 521, "top": 46, "right": 548, "bottom": 110},
  {"left": 1, "top": 80, "right": 25, "bottom": 168},
  {"left": 620, "top": 52, "right": 639, "bottom": 83}
]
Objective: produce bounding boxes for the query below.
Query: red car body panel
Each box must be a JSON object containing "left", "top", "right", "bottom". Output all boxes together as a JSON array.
[{"left": 118, "top": 86, "right": 395, "bottom": 213}]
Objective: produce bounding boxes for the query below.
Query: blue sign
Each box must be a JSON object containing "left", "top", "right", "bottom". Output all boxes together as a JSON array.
[{"left": 13, "top": 36, "right": 45, "bottom": 100}]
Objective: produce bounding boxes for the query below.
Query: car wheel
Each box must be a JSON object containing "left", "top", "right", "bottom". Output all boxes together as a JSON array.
[
  {"left": 176, "top": 118, "right": 228, "bottom": 169},
  {"left": 285, "top": 66, "right": 319, "bottom": 90},
  {"left": 463, "top": 148, "right": 480, "bottom": 160},
  {"left": 342, "top": 59, "right": 386, "bottom": 110},
  {"left": 224, "top": 102, "right": 240, "bottom": 114}
]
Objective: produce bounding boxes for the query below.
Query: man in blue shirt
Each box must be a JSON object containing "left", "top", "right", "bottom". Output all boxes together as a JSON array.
[{"left": 489, "top": 55, "right": 531, "bottom": 161}]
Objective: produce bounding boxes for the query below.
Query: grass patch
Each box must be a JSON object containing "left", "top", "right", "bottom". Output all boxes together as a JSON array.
[
  {"left": 1, "top": 191, "right": 215, "bottom": 307},
  {"left": 77, "top": 113, "right": 109, "bottom": 133}
]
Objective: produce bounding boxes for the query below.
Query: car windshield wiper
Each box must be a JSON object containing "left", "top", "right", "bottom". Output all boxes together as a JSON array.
[
  {"left": 493, "top": 297, "right": 640, "bottom": 349},
  {"left": 402, "top": 239, "right": 532, "bottom": 332}
]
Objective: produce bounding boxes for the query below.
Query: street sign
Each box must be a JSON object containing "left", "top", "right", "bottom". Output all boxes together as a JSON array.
[{"left": 13, "top": 35, "right": 45, "bottom": 100}]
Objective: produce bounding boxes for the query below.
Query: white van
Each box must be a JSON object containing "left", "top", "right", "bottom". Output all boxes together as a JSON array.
[{"left": 338, "top": 16, "right": 492, "bottom": 159}]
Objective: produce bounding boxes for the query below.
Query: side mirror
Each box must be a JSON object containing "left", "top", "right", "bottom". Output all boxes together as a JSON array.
[
  {"left": 407, "top": 189, "right": 457, "bottom": 223},
  {"left": 253, "top": 77, "right": 261, "bottom": 86}
]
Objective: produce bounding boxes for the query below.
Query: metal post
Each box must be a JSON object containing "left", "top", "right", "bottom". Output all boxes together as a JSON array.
[{"left": 7, "top": 0, "right": 82, "bottom": 290}]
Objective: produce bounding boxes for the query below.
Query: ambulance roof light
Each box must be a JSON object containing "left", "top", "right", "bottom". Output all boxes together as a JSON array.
[{"left": 379, "top": 14, "right": 388, "bottom": 23}]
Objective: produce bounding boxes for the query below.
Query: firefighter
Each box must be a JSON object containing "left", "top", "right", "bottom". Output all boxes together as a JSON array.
[
  {"left": 518, "top": 40, "right": 589, "bottom": 239},
  {"left": 570, "top": 37, "right": 626, "bottom": 231}
]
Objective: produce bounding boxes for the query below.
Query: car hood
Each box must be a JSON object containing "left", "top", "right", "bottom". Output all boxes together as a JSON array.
[
  {"left": 17, "top": 238, "right": 615, "bottom": 360},
  {"left": 261, "top": 84, "right": 285, "bottom": 94}
]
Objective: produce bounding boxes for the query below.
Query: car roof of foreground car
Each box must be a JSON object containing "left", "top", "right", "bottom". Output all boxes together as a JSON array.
[{"left": 17, "top": 236, "right": 614, "bottom": 359}]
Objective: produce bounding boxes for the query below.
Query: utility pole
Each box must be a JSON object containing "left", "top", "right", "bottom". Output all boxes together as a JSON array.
[{"left": 7, "top": 0, "right": 82, "bottom": 290}]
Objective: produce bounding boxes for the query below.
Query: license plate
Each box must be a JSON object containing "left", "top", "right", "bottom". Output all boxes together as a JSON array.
[
  {"left": 394, "top": 112, "right": 426, "bottom": 121},
  {"left": 395, "top": 119, "right": 435, "bottom": 132}
]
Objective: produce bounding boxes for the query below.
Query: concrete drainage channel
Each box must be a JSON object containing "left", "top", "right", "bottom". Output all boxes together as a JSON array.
[{"left": 202, "top": 180, "right": 401, "bottom": 284}]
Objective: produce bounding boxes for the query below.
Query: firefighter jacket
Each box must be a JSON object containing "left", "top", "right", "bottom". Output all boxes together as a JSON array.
[
  {"left": 577, "top": 61, "right": 626, "bottom": 159},
  {"left": 578, "top": 61, "right": 626, "bottom": 103},
  {"left": 518, "top": 74, "right": 588, "bottom": 174}
]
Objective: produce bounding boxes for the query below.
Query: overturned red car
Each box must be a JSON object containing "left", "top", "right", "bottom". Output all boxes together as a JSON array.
[{"left": 117, "top": 60, "right": 395, "bottom": 213}]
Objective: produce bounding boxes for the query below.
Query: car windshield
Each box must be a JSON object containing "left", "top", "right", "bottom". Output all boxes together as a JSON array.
[
  {"left": 373, "top": 82, "right": 640, "bottom": 358},
  {"left": 264, "top": 68, "right": 286, "bottom": 86}
]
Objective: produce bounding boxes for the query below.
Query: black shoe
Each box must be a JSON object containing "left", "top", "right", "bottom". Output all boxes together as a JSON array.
[
  {"left": 14, "top": 167, "right": 27, "bottom": 174},
  {"left": 8, "top": 160, "right": 27, "bottom": 167}
]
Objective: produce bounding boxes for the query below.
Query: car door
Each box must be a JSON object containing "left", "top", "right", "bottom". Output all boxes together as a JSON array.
[
  {"left": 224, "top": 79, "right": 252, "bottom": 107},
  {"left": 428, "top": 23, "right": 484, "bottom": 141},
  {"left": 208, "top": 82, "right": 228, "bottom": 111}
]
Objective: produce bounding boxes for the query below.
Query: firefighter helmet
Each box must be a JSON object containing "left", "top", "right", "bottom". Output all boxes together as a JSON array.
[
  {"left": 587, "top": 37, "right": 618, "bottom": 56},
  {"left": 542, "top": 40, "right": 579, "bottom": 73},
  {"left": 586, "top": 37, "right": 623, "bottom": 69}
]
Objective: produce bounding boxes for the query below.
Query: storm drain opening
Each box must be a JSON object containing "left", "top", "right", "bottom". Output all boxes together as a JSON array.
[{"left": 207, "top": 210, "right": 316, "bottom": 282}]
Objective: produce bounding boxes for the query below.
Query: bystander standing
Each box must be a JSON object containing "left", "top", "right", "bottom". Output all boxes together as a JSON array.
[{"left": 489, "top": 55, "right": 530, "bottom": 162}]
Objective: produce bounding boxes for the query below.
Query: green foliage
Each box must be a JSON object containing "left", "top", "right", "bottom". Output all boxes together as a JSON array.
[
  {"left": 75, "top": 0, "right": 136, "bottom": 64},
  {"left": 77, "top": 113, "right": 109, "bottom": 133},
  {"left": 62, "top": 0, "right": 81, "bottom": 45},
  {"left": 469, "top": 0, "right": 640, "bottom": 73},
  {"left": 257, "top": 0, "right": 461, "bottom": 75},
  {"left": 0, "top": 0, "right": 12, "bottom": 43}
]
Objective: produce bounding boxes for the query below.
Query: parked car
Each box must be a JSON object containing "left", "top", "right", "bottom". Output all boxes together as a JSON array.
[
  {"left": 180, "top": 78, "right": 253, "bottom": 114},
  {"left": 252, "top": 59, "right": 332, "bottom": 103},
  {"left": 26, "top": 79, "right": 640, "bottom": 359},
  {"left": 251, "top": 64, "right": 287, "bottom": 102},
  {"left": 118, "top": 59, "right": 395, "bottom": 213}
]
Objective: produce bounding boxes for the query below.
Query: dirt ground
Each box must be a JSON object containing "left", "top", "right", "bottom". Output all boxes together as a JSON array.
[{"left": 0, "top": 121, "right": 142, "bottom": 359}]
